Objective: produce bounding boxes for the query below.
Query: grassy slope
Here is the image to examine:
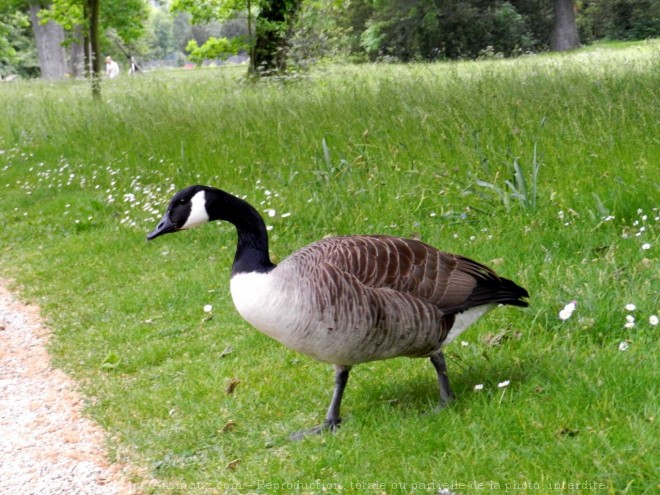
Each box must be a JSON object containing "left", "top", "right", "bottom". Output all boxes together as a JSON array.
[{"left": 0, "top": 42, "right": 658, "bottom": 494}]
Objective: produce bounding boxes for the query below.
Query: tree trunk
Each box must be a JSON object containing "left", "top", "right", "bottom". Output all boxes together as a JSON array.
[
  {"left": 29, "top": 3, "right": 68, "bottom": 80},
  {"left": 251, "top": 0, "right": 302, "bottom": 75},
  {"left": 68, "top": 26, "right": 85, "bottom": 78},
  {"left": 551, "top": 0, "right": 580, "bottom": 51},
  {"left": 88, "top": 0, "right": 102, "bottom": 97},
  {"left": 247, "top": 0, "right": 255, "bottom": 72},
  {"left": 83, "top": 33, "right": 91, "bottom": 78}
]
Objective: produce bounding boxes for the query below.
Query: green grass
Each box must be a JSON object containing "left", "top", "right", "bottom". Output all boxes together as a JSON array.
[{"left": 1, "top": 40, "right": 658, "bottom": 494}]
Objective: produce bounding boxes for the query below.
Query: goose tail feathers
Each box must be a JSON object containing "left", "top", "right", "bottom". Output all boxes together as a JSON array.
[{"left": 468, "top": 273, "right": 529, "bottom": 310}]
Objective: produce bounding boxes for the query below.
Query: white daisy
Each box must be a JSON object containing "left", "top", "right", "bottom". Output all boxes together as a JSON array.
[{"left": 559, "top": 301, "right": 577, "bottom": 320}]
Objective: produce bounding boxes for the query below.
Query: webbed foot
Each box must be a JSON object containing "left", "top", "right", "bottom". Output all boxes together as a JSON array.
[{"left": 289, "top": 419, "right": 341, "bottom": 441}]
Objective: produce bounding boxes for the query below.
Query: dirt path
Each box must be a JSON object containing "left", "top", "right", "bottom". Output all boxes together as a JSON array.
[{"left": 0, "top": 282, "right": 140, "bottom": 495}]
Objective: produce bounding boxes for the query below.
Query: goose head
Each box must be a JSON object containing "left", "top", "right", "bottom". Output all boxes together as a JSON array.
[
  {"left": 147, "top": 185, "right": 211, "bottom": 240},
  {"left": 147, "top": 185, "right": 274, "bottom": 274}
]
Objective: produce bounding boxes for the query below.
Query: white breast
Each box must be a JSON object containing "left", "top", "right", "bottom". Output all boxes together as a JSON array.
[
  {"left": 230, "top": 270, "right": 358, "bottom": 363},
  {"left": 230, "top": 271, "right": 312, "bottom": 348}
]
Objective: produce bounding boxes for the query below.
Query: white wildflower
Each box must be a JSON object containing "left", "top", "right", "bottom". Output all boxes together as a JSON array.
[
  {"left": 266, "top": 209, "right": 276, "bottom": 217},
  {"left": 625, "top": 315, "right": 635, "bottom": 323},
  {"left": 559, "top": 301, "right": 577, "bottom": 320},
  {"left": 641, "top": 243, "right": 651, "bottom": 250},
  {"left": 650, "top": 315, "right": 659, "bottom": 326},
  {"left": 618, "top": 341, "right": 629, "bottom": 351},
  {"left": 498, "top": 380, "right": 510, "bottom": 388},
  {"left": 461, "top": 341, "right": 469, "bottom": 347},
  {"left": 625, "top": 303, "right": 636, "bottom": 311},
  {"left": 203, "top": 304, "right": 213, "bottom": 313},
  {"left": 474, "top": 384, "right": 484, "bottom": 391}
]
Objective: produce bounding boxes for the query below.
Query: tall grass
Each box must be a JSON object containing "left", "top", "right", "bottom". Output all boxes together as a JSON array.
[{"left": 1, "top": 41, "right": 658, "bottom": 494}]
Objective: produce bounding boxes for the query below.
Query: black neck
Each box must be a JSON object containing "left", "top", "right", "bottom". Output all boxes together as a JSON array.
[{"left": 205, "top": 187, "right": 276, "bottom": 275}]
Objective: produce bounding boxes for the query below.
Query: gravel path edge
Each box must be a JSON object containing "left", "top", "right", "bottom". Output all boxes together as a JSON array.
[{"left": 0, "top": 280, "right": 144, "bottom": 495}]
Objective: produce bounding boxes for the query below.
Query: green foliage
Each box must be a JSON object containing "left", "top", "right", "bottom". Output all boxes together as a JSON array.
[
  {"left": 0, "top": 9, "right": 39, "bottom": 78},
  {"left": 171, "top": 0, "right": 250, "bottom": 25},
  {"left": 491, "top": 2, "right": 532, "bottom": 55},
  {"left": 287, "top": 0, "right": 352, "bottom": 67},
  {"left": 251, "top": 0, "right": 302, "bottom": 74},
  {"left": 42, "top": 0, "right": 149, "bottom": 46},
  {"left": 581, "top": 0, "right": 660, "bottom": 41},
  {"left": 0, "top": 42, "right": 658, "bottom": 493},
  {"left": 102, "top": 0, "right": 150, "bottom": 44},
  {"left": 349, "top": 0, "right": 539, "bottom": 61},
  {"left": 171, "top": 0, "right": 303, "bottom": 74},
  {"left": 147, "top": 8, "right": 176, "bottom": 60},
  {"left": 341, "top": 0, "right": 660, "bottom": 61},
  {"left": 38, "top": 0, "right": 85, "bottom": 31},
  {"left": 185, "top": 36, "right": 245, "bottom": 65}
]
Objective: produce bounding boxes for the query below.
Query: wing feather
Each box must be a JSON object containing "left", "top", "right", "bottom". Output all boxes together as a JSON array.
[{"left": 289, "top": 235, "right": 528, "bottom": 315}]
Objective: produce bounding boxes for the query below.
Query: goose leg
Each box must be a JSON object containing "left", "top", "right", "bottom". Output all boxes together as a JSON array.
[
  {"left": 290, "top": 365, "right": 351, "bottom": 441},
  {"left": 430, "top": 351, "right": 454, "bottom": 406}
]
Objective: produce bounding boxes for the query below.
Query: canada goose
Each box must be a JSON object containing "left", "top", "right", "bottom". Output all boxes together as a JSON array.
[{"left": 148, "top": 185, "right": 528, "bottom": 439}]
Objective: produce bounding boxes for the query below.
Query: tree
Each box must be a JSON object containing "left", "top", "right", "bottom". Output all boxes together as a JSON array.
[
  {"left": 87, "top": 0, "right": 101, "bottom": 96},
  {"left": 252, "top": 0, "right": 302, "bottom": 74},
  {"left": 42, "top": 0, "right": 148, "bottom": 96},
  {"left": 171, "top": 0, "right": 302, "bottom": 75},
  {"left": 582, "top": 0, "right": 660, "bottom": 41},
  {"left": 551, "top": 0, "right": 580, "bottom": 51},
  {"left": 28, "top": 2, "right": 68, "bottom": 79},
  {"left": 345, "top": 0, "right": 537, "bottom": 62},
  {"left": 148, "top": 7, "right": 175, "bottom": 60},
  {"left": 287, "top": 0, "right": 352, "bottom": 67},
  {"left": 0, "top": 8, "right": 39, "bottom": 78}
]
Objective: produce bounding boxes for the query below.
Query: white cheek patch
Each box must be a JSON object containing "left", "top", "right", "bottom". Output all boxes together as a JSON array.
[{"left": 181, "top": 190, "right": 210, "bottom": 229}]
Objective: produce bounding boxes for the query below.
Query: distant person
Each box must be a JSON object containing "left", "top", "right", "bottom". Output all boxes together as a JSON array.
[
  {"left": 128, "top": 56, "right": 141, "bottom": 75},
  {"left": 105, "top": 56, "right": 119, "bottom": 78}
]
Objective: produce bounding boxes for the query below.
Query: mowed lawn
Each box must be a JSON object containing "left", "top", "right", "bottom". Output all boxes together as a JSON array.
[{"left": 0, "top": 40, "right": 658, "bottom": 494}]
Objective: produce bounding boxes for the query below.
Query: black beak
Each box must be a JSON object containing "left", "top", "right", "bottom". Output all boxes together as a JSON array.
[{"left": 147, "top": 212, "right": 177, "bottom": 241}]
